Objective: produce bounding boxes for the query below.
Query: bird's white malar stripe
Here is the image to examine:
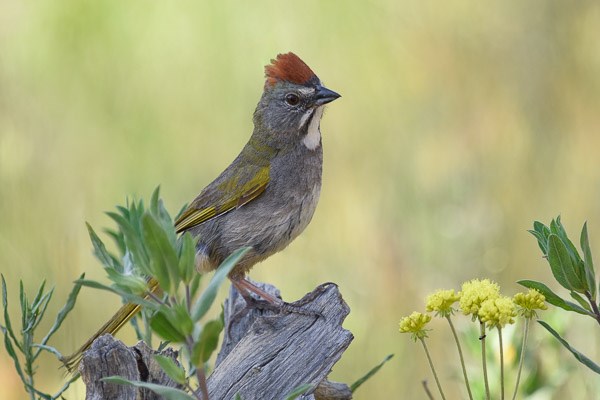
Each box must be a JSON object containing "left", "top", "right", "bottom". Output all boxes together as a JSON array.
[
  {"left": 302, "top": 106, "right": 324, "bottom": 150},
  {"left": 298, "top": 108, "right": 314, "bottom": 129}
]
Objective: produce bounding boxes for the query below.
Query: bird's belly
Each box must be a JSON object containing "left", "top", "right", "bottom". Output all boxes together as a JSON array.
[{"left": 194, "top": 182, "right": 321, "bottom": 276}]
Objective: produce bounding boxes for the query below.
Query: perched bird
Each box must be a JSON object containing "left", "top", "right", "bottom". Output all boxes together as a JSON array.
[{"left": 62, "top": 52, "right": 340, "bottom": 371}]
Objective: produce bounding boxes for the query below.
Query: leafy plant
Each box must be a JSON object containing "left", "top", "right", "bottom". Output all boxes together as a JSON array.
[
  {"left": 521, "top": 216, "right": 600, "bottom": 373},
  {"left": 0, "top": 274, "right": 83, "bottom": 399},
  {"left": 77, "top": 187, "right": 250, "bottom": 400}
]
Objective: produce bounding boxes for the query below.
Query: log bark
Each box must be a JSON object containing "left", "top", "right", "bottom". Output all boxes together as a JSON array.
[
  {"left": 79, "top": 335, "right": 182, "bottom": 400},
  {"left": 79, "top": 281, "right": 353, "bottom": 400}
]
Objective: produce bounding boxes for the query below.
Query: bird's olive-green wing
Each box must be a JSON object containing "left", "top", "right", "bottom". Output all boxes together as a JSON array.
[{"left": 174, "top": 165, "right": 270, "bottom": 233}]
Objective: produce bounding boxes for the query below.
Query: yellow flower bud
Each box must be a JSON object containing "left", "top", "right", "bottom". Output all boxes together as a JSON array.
[
  {"left": 514, "top": 289, "right": 548, "bottom": 318},
  {"left": 459, "top": 279, "right": 500, "bottom": 318},
  {"left": 478, "top": 296, "right": 516, "bottom": 328},
  {"left": 399, "top": 312, "right": 431, "bottom": 341},
  {"left": 426, "top": 289, "right": 460, "bottom": 317}
]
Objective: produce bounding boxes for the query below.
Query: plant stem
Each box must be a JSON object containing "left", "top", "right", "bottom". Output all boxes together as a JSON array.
[
  {"left": 512, "top": 318, "right": 530, "bottom": 400},
  {"left": 498, "top": 327, "right": 504, "bottom": 400},
  {"left": 446, "top": 316, "right": 473, "bottom": 400},
  {"left": 479, "top": 321, "right": 490, "bottom": 400},
  {"left": 419, "top": 338, "right": 447, "bottom": 400},
  {"left": 584, "top": 291, "right": 600, "bottom": 327},
  {"left": 187, "top": 336, "right": 209, "bottom": 400}
]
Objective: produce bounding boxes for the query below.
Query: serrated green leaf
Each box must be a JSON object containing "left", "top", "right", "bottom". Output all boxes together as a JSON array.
[
  {"left": 102, "top": 376, "right": 195, "bottom": 400},
  {"left": 538, "top": 320, "right": 600, "bottom": 374},
  {"left": 192, "top": 247, "right": 251, "bottom": 321},
  {"left": 192, "top": 318, "right": 223, "bottom": 366},
  {"left": 350, "top": 354, "right": 394, "bottom": 392},
  {"left": 154, "top": 354, "right": 186, "bottom": 385},
  {"left": 580, "top": 222, "right": 596, "bottom": 301},
  {"left": 547, "top": 234, "right": 585, "bottom": 292},
  {"left": 142, "top": 213, "right": 179, "bottom": 294},
  {"left": 283, "top": 383, "right": 312, "bottom": 400},
  {"left": 150, "top": 312, "right": 187, "bottom": 343},
  {"left": 517, "top": 280, "right": 591, "bottom": 315}
]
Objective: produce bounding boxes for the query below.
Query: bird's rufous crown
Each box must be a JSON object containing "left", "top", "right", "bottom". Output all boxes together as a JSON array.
[{"left": 264, "top": 52, "right": 316, "bottom": 87}]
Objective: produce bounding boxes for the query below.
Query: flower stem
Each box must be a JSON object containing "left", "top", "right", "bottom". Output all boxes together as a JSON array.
[
  {"left": 419, "top": 338, "right": 447, "bottom": 400},
  {"left": 446, "top": 316, "right": 473, "bottom": 400},
  {"left": 512, "top": 318, "right": 530, "bottom": 400},
  {"left": 498, "top": 327, "right": 504, "bottom": 400},
  {"left": 480, "top": 321, "right": 490, "bottom": 400}
]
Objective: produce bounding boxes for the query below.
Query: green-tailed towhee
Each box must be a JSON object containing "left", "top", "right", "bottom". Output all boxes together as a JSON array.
[{"left": 63, "top": 52, "right": 339, "bottom": 371}]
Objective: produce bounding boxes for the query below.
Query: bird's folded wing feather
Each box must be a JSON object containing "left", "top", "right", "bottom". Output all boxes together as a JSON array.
[{"left": 174, "top": 164, "right": 270, "bottom": 233}]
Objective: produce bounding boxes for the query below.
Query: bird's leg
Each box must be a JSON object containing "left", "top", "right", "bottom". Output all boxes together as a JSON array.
[
  {"left": 230, "top": 276, "right": 283, "bottom": 305},
  {"left": 229, "top": 276, "right": 322, "bottom": 318}
]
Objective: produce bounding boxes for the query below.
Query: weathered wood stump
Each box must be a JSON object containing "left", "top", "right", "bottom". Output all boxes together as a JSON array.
[{"left": 79, "top": 281, "right": 353, "bottom": 400}]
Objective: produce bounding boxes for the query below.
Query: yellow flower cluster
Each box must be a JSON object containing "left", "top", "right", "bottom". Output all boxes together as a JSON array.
[
  {"left": 459, "top": 279, "right": 500, "bottom": 318},
  {"left": 514, "top": 288, "right": 548, "bottom": 318},
  {"left": 478, "top": 296, "right": 517, "bottom": 328},
  {"left": 399, "top": 311, "right": 431, "bottom": 341},
  {"left": 426, "top": 289, "right": 460, "bottom": 317}
]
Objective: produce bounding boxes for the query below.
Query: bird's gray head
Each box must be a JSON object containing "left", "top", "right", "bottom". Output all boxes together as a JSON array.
[{"left": 253, "top": 53, "right": 340, "bottom": 150}]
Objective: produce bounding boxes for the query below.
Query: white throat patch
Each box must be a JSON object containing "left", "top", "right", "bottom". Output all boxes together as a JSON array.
[{"left": 302, "top": 106, "right": 324, "bottom": 150}]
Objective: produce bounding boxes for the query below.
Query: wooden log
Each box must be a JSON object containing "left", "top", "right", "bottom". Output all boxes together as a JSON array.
[
  {"left": 211, "top": 281, "right": 353, "bottom": 400},
  {"left": 79, "top": 334, "right": 182, "bottom": 400},
  {"left": 79, "top": 281, "right": 353, "bottom": 400}
]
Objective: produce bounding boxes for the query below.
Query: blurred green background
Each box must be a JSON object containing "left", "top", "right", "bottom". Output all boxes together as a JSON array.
[{"left": 2, "top": 0, "right": 600, "bottom": 398}]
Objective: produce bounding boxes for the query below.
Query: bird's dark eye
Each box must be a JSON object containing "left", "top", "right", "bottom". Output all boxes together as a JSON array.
[{"left": 285, "top": 93, "right": 300, "bottom": 106}]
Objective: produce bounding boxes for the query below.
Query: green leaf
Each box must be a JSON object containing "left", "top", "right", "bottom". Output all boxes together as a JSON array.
[
  {"left": 283, "top": 383, "right": 312, "bottom": 400},
  {"left": 530, "top": 221, "right": 551, "bottom": 255},
  {"left": 517, "top": 280, "right": 592, "bottom": 315},
  {"left": 87, "top": 223, "right": 117, "bottom": 270},
  {"left": 36, "top": 274, "right": 85, "bottom": 354},
  {"left": 107, "top": 211, "right": 150, "bottom": 274},
  {"left": 0, "top": 325, "right": 26, "bottom": 386},
  {"left": 580, "top": 222, "right": 596, "bottom": 301},
  {"left": 538, "top": 320, "right": 600, "bottom": 374},
  {"left": 150, "top": 312, "right": 187, "bottom": 343},
  {"left": 547, "top": 234, "right": 585, "bottom": 292},
  {"left": 554, "top": 217, "right": 584, "bottom": 265},
  {"left": 350, "top": 354, "right": 394, "bottom": 392},
  {"left": 178, "top": 233, "right": 197, "bottom": 284},
  {"left": 233, "top": 394, "right": 242, "bottom": 400},
  {"left": 142, "top": 213, "right": 179, "bottom": 294},
  {"left": 191, "top": 318, "right": 223, "bottom": 366},
  {"left": 154, "top": 354, "right": 186, "bottom": 385},
  {"left": 570, "top": 291, "right": 592, "bottom": 312},
  {"left": 101, "top": 376, "right": 195, "bottom": 400},
  {"left": 192, "top": 247, "right": 251, "bottom": 322},
  {"left": 32, "top": 344, "right": 63, "bottom": 359},
  {"left": 1, "top": 275, "right": 22, "bottom": 352}
]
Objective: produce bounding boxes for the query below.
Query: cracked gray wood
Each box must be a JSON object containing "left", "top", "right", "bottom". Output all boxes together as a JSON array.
[
  {"left": 79, "top": 335, "right": 182, "bottom": 400},
  {"left": 211, "top": 281, "right": 353, "bottom": 400}
]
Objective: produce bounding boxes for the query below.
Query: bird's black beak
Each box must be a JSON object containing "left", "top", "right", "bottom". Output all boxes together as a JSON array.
[{"left": 314, "top": 85, "right": 341, "bottom": 106}]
